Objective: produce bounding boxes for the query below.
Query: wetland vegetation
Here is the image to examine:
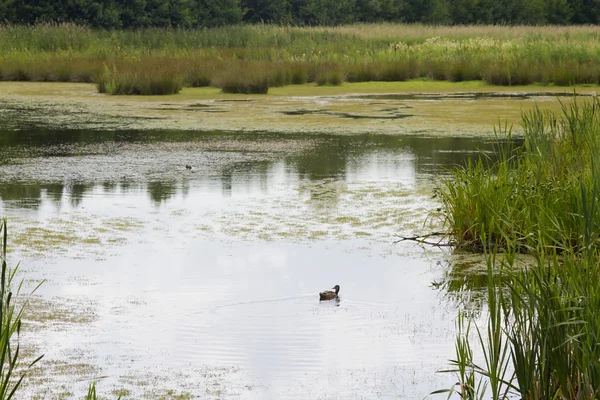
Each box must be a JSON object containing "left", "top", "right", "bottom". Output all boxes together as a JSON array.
[
  {"left": 3, "top": 24, "right": 600, "bottom": 94},
  {"left": 3, "top": 7, "right": 600, "bottom": 396},
  {"left": 0, "top": 219, "right": 43, "bottom": 399},
  {"left": 439, "top": 96, "right": 600, "bottom": 253},
  {"left": 434, "top": 96, "right": 600, "bottom": 398}
]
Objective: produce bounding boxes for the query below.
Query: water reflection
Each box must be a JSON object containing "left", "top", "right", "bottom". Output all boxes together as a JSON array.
[
  {"left": 0, "top": 129, "right": 505, "bottom": 398},
  {"left": 0, "top": 130, "right": 504, "bottom": 210}
]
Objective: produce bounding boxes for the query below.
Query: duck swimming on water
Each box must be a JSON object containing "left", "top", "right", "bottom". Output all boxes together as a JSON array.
[{"left": 319, "top": 285, "right": 340, "bottom": 301}]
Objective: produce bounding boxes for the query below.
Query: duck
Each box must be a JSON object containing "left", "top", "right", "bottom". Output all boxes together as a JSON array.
[{"left": 319, "top": 285, "right": 340, "bottom": 301}]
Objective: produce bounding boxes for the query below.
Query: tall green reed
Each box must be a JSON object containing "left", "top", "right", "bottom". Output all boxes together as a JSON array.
[
  {"left": 4, "top": 25, "right": 600, "bottom": 93},
  {"left": 436, "top": 238, "right": 600, "bottom": 398},
  {"left": 438, "top": 95, "right": 600, "bottom": 253},
  {"left": 434, "top": 93, "right": 600, "bottom": 399},
  {"left": 0, "top": 219, "right": 43, "bottom": 399},
  {"left": 96, "top": 62, "right": 184, "bottom": 95}
]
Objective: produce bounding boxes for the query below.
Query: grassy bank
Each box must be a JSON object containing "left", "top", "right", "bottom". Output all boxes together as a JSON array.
[
  {"left": 438, "top": 95, "right": 600, "bottom": 253},
  {"left": 3, "top": 24, "right": 600, "bottom": 94}
]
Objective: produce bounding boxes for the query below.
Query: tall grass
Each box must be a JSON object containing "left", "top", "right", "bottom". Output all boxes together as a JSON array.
[
  {"left": 84, "top": 382, "right": 121, "bottom": 400},
  {"left": 0, "top": 219, "right": 43, "bottom": 399},
  {"left": 0, "top": 220, "right": 118, "bottom": 398},
  {"left": 3, "top": 24, "right": 600, "bottom": 94},
  {"left": 437, "top": 95, "right": 600, "bottom": 253},
  {"left": 433, "top": 92, "right": 600, "bottom": 399},
  {"left": 96, "top": 63, "right": 183, "bottom": 95},
  {"left": 435, "top": 241, "right": 600, "bottom": 399}
]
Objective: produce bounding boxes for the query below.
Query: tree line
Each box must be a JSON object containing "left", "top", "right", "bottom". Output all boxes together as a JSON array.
[{"left": 0, "top": 0, "right": 596, "bottom": 28}]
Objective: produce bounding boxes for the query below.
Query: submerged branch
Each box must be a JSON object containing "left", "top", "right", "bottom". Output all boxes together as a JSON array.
[{"left": 393, "top": 232, "right": 454, "bottom": 247}]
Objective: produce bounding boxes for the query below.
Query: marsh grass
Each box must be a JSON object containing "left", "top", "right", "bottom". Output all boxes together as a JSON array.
[
  {"left": 212, "top": 62, "right": 271, "bottom": 94},
  {"left": 4, "top": 24, "right": 600, "bottom": 94},
  {"left": 0, "top": 219, "right": 43, "bottom": 399},
  {"left": 434, "top": 91, "right": 600, "bottom": 399},
  {"left": 85, "top": 382, "right": 122, "bottom": 400},
  {"left": 435, "top": 239, "right": 600, "bottom": 399},
  {"left": 96, "top": 62, "right": 184, "bottom": 95},
  {"left": 437, "top": 95, "right": 600, "bottom": 253}
]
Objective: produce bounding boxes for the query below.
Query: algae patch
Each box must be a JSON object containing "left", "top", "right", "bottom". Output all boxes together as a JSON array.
[
  {"left": 24, "top": 296, "right": 98, "bottom": 329},
  {"left": 9, "top": 216, "right": 143, "bottom": 259},
  {"left": 0, "top": 81, "right": 593, "bottom": 136}
]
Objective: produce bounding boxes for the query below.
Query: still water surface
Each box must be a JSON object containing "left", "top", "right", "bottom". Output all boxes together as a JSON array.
[{"left": 0, "top": 131, "right": 494, "bottom": 399}]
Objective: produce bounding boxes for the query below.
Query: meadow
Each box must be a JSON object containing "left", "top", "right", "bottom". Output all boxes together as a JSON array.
[{"left": 3, "top": 24, "right": 600, "bottom": 94}]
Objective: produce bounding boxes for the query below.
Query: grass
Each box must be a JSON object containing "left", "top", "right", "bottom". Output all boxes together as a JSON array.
[
  {"left": 432, "top": 90, "right": 600, "bottom": 399},
  {"left": 96, "top": 63, "right": 183, "bottom": 95},
  {"left": 4, "top": 24, "right": 600, "bottom": 94},
  {"left": 437, "top": 94, "right": 600, "bottom": 253},
  {"left": 0, "top": 219, "right": 43, "bottom": 399},
  {"left": 0, "top": 220, "right": 119, "bottom": 399},
  {"left": 435, "top": 243, "right": 600, "bottom": 399}
]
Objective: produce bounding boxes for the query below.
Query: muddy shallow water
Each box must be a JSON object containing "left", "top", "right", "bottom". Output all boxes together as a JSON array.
[
  {"left": 0, "top": 81, "right": 593, "bottom": 136},
  {"left": 0, "top": 128, "right": 502, "bottom": 399}
]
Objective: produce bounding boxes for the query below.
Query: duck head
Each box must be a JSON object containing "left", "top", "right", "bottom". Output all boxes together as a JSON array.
[{"left": 332, "top": 285, "right": 340, "bottom": 294}]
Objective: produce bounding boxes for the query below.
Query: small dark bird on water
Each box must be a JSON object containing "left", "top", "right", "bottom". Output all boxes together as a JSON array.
[
  {"left": 319, "top": 285, "right": 340, "bottom": 301},
  {"left": 185, "top": 164, "right": 192, "bottom": 170}
]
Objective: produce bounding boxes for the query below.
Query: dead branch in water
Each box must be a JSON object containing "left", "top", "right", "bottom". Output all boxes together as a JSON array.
[{"left": 393, "top": 231, "right": 455, "bottom": 247}]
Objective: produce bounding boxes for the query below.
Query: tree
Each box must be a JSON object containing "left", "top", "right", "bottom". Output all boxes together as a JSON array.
[
  {"left": 290, "top": 0, "right": 356, "bottom": 25},
  {"left": 119, "top": 0, "right": 150, "bottom": 28},
  {"left": 545, "top": 0, "right": 572, "bottom": 24},
  {"left": 356, "top": 0, "right": 381, "bottom": 22},
  {"left": 242, "top": 0, "right": 292, "bottom": 24},
  {"left": 449, "top": 0, "right": 479, "bottom": 24},
  {"left": 569, "top": 0, "right": 598, "bottom": 23},
  {"left": 66, "top": 0, "right": 121, "bottom": 28},
  {"left": 423, "top": 0, "right": 451, "bottom": 24},
  {"left": 378, "top": 0, "right": 407, "bottom": 21},
  {"left": 193, "top": 0, "right": 245, "bottom": 27},
  {"left": 11, "top": 0, "right": 65, "bottom": 23}
]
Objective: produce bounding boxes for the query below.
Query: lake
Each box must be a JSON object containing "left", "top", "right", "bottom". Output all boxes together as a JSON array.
[{"left": 0, "top": 129, "right": 499, "bottom": 399}]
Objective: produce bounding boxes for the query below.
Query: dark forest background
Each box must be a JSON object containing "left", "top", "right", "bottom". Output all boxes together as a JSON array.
[{"left": 0, "top": 0, "right": 594, "bottom": 28}]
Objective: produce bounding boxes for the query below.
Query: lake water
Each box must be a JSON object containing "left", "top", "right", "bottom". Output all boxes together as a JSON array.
[{"left": 0, "top": 130, "right": 495, "bottom": 399}]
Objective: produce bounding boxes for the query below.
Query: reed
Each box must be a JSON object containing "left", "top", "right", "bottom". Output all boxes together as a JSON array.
[
  {"left": 4, "top": 24, "right": 600, "bottom": 93},
  {"left": 96, "top": 61, "right": 184, "bottom": 95},
  {"left": 0, "top": 24, "right": 600, "bottom": 94},
  {"left": 0, "top": 219, "right": 43, "bottom": 400},
  {"left": 437, "top": 95, "right": 600, "bottom": 253},
  {"left": 436, "top": 240, "right": 600, "bottom": 399},
  {"left": 212, "top": 61, "right": 271, "bottom": 94},
  {"left": 433, "top": 92, "right": 600, "bottom": 398}
]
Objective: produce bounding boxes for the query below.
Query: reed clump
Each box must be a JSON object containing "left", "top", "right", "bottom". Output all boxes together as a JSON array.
[
  {"left": 96, "top": 61, "right": 184, "bottom": 95},
  {"left": 434, "top": 95, "right": 600, "bottom": 399},
  {"left": 437, "top": 95, "right": 600, "bottom": 253},
  {"left": 4, "top": 24, "right": 600, "bottom": 94},
  {"left": 212, "top": 62, "right": 271, "bottom": 94},
  {"left": 437, "top": 245, "right": 600, "bottom": 399}
]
